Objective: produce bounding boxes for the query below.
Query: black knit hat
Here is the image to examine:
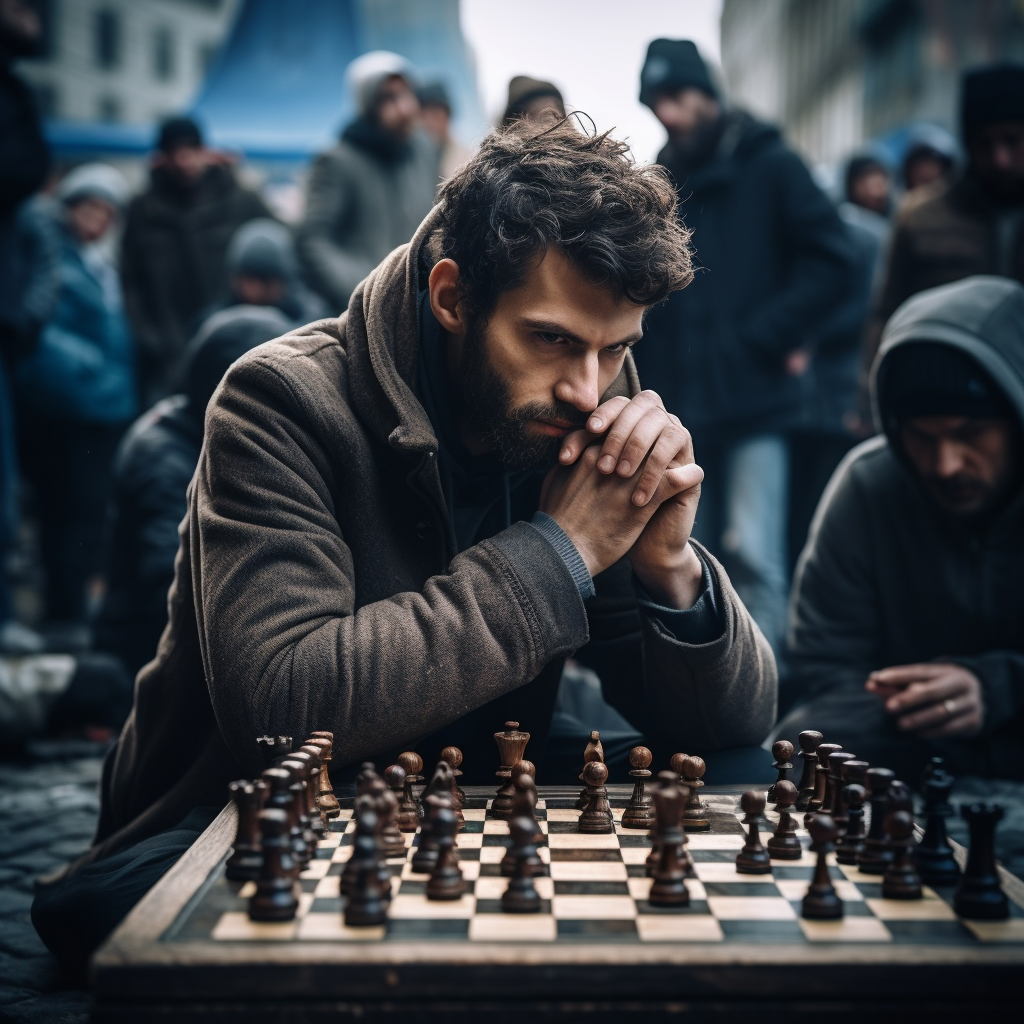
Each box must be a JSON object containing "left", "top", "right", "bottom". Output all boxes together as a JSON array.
[
  {"left": 881, "top": 342, "right": 1013, "bottom": 422},
  {"left": 157, "top": 116, "right": 203, "bottom": 153},
  {"left": 640, "top": 39, "right": 717, "bottom": 109},
  {"left": 960, "top": 63, "right": 1024, "bottom": 142},
  {"left": 502, "top": 76, "right": 564, "bottom": 125},
  {"left": 418, "top": 81, "right": 452, "bottom": 113}
]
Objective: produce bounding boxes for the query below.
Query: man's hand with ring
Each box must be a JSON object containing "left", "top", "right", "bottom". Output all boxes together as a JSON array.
[{"left": 865, "top": 663, "right": 985, "bottom": 737}]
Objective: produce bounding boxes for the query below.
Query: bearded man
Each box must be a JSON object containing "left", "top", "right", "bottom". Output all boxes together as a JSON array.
[{"left": 33, "top": 119, "right": 776, "bottom": 969}]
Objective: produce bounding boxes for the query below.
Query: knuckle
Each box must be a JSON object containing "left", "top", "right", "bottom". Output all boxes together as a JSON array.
[{"left": 581, "top": 445, "right": 601, "bottom": 466}]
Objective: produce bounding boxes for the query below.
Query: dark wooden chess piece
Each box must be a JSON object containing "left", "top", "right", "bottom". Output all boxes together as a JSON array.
[
  {"left": 375, "top": 776, "right": 407, "bottom": 859},
  {"left": 340, "top": 796, "right": 377, "bottom": 897},
  {"left": 680, "top": 755, "right": 710, "bottom": 832},
  {"left": 767, "top": 740, "right": 794, "bottom": 806},
  {"left": 441, "top": 745, "right": 466, "bottom": 810},
  {"left": 513, "top": 772, "right": 544, "bottom": 847},
  {"left": 736, "top": 790, "right": 772, "bottom": 874},
  {"left": 304, "top": 734, "right": 341, "bottom": 820},
  {"left": 248, "top": 808, "right": 299, "bottom": 921},
  {"left": 262, "top": 766, "right": 307, "bottom": 874},
  {"left": 802, "top": 814, "right": 843, "bottom": 920},
  {"left": 227, "top": 780, "right": 264, "bottom": 881},
  {"left": 426, "top": 804, "right": 465, "bottom": 900},
  {"left": 576, "top": 731, "right": 604, "bottom": 810},
  {"left": 291, "top": 750, "right": 326, "bottom": 841},
  {"left": 649, "top": 776, "right": 690, "bottom": 907},
  {"left": 356, "top": 761, "right": 377, "bottom": 797},
  {"left": 622, "top": 746, "right": 655, "bottom": 830},
  {"left": 805, "top": 742, "right": 841, "bottom": 824},
  {"left": 344, "top": 808, "right": 389, "bottom": 927},
  {"left": 411, "top": 793, "right": 449, "bottom": 875},
  {"left": 579, "top": 761, "right": 615, "bottom": 834},
  {"left": 426, "top": 760, "right": 462, "bottom": 831},
  {"left": 835, "top": 784, "right": 867, "bottom": 865},
  {"left": 794, "top": 730, "right": 823, "bottom": 811},
  {"left": 856, "top": 767, "right": 895, "bottom": 874},
  {"left": 502, "top": 815, "right": 544, "bottom": 912},
  {"left": 954, "top": 803, "right": 1010, "bottom": 920},
  {"left": 395, "top": 753, "right": 422, "bottom": 832},
  {"left": 835, "top": 760, "right": 869, "bottom": 833},
  {"left": 646, "top": 771, "right": 691, "bottom": 877},
  {"left": 492, "top": 722, "right": 530, "bottom": 819},
  {"left": 882, "top": 809, "right": 923, "bottom": 899},
  {"left": 279, "top": 757, "right": 316, "bottom": 866},
  {"left": 822, "top": 751, "right": 854, "bottom": 817},
  {"left": 914, "top": 764, "right": 961, "bottom": 887},
  {"left": 767, "top": 779, "right": 802, "bottom": 860}
]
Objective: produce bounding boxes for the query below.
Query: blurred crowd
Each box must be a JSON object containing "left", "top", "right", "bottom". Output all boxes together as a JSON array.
[{"left": 1, "top": 0, "right": 1023, "bottom": 748}]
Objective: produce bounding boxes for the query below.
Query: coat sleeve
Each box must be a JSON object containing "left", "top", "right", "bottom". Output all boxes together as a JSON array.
[
  {"left": 576, "top": 548, "right": 777, "bottom": 750},
  {"left": 951, "top": 651, "right": 1024, "bottom": 737},
  {"left": 193, "top": 355, "right": 592, "bottom": 771},
  {"left": 296, "top": 151, "right": 373, "bottom": 312},
  {"left": 738, "top": 149, "right": 855, "bottom": 360}
]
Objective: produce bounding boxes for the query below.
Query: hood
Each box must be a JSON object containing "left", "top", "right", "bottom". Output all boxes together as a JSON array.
[
  {"left": 225, "top": 218, "right": 297, "bottom": 281},
  {"left": 871, "top": 275, "right": 1024, "bottom": 452},
  {"left": 345, "top": 50, "right": 416, "bottom": 119}
]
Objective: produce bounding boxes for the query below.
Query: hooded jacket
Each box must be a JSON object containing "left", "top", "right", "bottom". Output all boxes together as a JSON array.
[
  {"left": 80, "top": 207, "right": 776, "bottom": 869},
  {"left": 789, "top": 276, "right": 1024, "bottom": 777}
]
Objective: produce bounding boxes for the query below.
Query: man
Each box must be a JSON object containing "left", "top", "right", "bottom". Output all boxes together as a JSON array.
[
  {"left": 901, "top": 124, "right": 958, "bottom": 194},
  {"left": 844, "top": 153, "right": 892, "bottom": 218},
  {"left": 633, "top": 39, "right": 853, "bottom": 658},
  {"left": 121, "top": 116, "right": 272, "bottom": 404},
  {"left": 500, "top": 75, "right": 566, "bottom": 127},
  {"left": 297, "top": 51, "right": 438, "bottom": 313},
  {"left": 418, "top": 80, "right": 472, "bottom": 182},
  {"left": 873, "top": 65, "right": 1024, "bottom": 358},
  {"left": 33, "top": 118, "right": 775, "bottom": 968},
  {"left": 777, "top": 276, "right": 1024, "bottom": 781}
]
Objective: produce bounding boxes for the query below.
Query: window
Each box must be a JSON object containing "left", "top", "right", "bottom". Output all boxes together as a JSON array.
[
  {"left": 94, "top": 9, "right": 121, "bottom": 70},
  {"left": 97, "top": 95, "right": 121, "bottom": 122},
  {"left": 153, "top": 26, "right": 175, "bottom": 81}
]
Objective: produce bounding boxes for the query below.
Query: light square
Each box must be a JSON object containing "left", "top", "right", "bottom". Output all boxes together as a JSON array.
[
  {"left": 462, "top": 808, "right": 486, "bottom": 821},
  {"left": 483, "top": 820, "right": 510, "bottom": 835},
  {"left": 620, "top": 847, "right": 651, "bottom": 866},
  {"left": 474, "top": 876, "right": 553, "bottom": 901},
  {"left": 545, "top": 809, "right": 582, "bottom": 822},
  {"left": 551, "top": 895, "right": 637, "bottom": 919},
  {"left": 388, "top": 894, "right": 476, "bottom": 919},
  {"left": 549, "top": 861, "right": 627, "bottom": 881},
  {"left": 330, "top": 846, "right": 353, "bottom": 863},
  {"left": 686, "top": 834, "right": 744, "bottom": 850},
  {"left": 694, "top": 862, "right": 775, "bottom": 883},
  {"left": 774, "top": 879, "right": 863, "bottom": 902},
  {"left": 469, "top": 914, "right": 557, "bottom": 942},
  {"left": 300, "top": 859, "right": 331, "bottom": 880},
  {"left": 636, "top": 915, "right": 724, "bottom": 942},
  {"left": 548, "top": 834, "right": 620, "bottom": 849},
  {"left": 799, "top": 918, "right": 892, "bottom": 942},
  {"left": 296, "top": 915, "right": 386, "bottom": 941},
  {"left": 238, "top": 881, "right": 256, "bottom": 899},
  {"left": 963, "top": 919, "right": 1024, "bottom": 943},
  {"left": 706, "top": 896, "right": 796, "bottom": 920},
  {"left": 865, "top": 898, "right": 957, "bottom": 921},
  {"left": 313, "top": 875, "right": 339, "bottom": 898},
  {"left": 455, "top": 833, "right": 483, "bottom": 849}
]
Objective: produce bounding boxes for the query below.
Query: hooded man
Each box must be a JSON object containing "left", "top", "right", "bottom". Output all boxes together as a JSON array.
[
  {"left": 633, "top": 38, "right": 854, "bottom": 660},
  {"left": 33, "top": 117, "right": 775, "bottom": 970},
  {"left": 777, "top": 276, "right": 1024, "bottom": 780},
  {"left": 297, "top": 50, "right": 439, "bottom": 312}
]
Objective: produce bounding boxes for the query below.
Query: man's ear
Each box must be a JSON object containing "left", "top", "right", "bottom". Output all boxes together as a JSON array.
[{"left": 428, "top": 259, "right": 466, "bottom": 338}]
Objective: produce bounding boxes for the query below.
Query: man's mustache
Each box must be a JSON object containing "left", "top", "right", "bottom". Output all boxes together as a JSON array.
[{"left": 510, "top": 400, "right": 589, "bottom": 428}]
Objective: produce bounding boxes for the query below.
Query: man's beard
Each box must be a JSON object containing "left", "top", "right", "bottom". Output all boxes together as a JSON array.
[{"left": 455, "top": 319, "right": 588, "bottom": 472}]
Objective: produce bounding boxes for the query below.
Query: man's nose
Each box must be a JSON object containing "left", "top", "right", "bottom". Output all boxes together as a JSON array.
[
  {"left": 554, "top": 354, "right": 601, "bottom": 413},
  {"left": 992, "top": 142, "right": 1015, "bottom": 170},
  {"left": 935, "top": 440, "right": 967, "bottom": 477}
]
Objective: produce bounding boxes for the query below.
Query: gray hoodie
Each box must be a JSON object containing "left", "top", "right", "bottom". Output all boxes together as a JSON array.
[{"left": 787, "top": 275, "right": 1024, "bottom": 778}]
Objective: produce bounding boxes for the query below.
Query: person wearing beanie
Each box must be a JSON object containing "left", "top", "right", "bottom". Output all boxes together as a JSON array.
[
  {"left": 297, "top": 50, "right": 439, "bottom": 312},
  {"left": 901, "top": 123, "right": 959, "bottom": 193},
  {"left": 500, "top": 75, "right": 566, "bottom": 127},
  {"left": 776, "top": 276, "right": 1024, "bottom": 780},
  {"left": 120, "top": 115, "right": 273, "bottom": 407},
  {"left": 871, "top": 63, "right": 1024, "bottom": 369},
  {"left": 419, "top": 80, "right": 473, "bottom": 182},
  {"left": 633, "top": 37, "right": 854, "bottom": 663}
]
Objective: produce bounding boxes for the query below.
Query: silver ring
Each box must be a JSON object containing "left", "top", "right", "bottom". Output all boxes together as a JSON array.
[{"left": 943, "top": 698, "right": 957, "bottom": 716}]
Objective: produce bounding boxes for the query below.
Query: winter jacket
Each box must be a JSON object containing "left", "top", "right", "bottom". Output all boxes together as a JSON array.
[
  {"left": 635, "top": 111, "right": 854, "bottom": 436},
  {"left": 296, "top": 122, "right": 438, "bottom": 312},
  {"left": 789, "top": 276, "right": 1024, "bottom": 778},
  {"left": 120, "top": 164, "right": 272, "bottom": 398},
  {"left": 80, "top": 206, "right": 776, "bottom": 869},
  {"left": 16, "top": 213, "right": 136, "bottom": 424}
]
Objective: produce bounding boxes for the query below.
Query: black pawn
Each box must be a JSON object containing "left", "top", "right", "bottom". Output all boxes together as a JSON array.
[
  {"left": 736, "top": 790, "right": 771, "bottom": 874},
  {"left": 226, "top": 780, "right": 264, "bottom": 882},
  {"left": 836, "top": 784, "right": 867, "bottom": 865},
  {"left": 576, "top": 731, "right": 604, "bottom": 810},
  {"left": 378, "top": 772, "right": 408, "bottom": 859},
  {"left": 794, "top": 730, "right": 823, "bottom": 811},
  {"left": 621, "top": 746, "right": 655, "bottom": 829},
  {"left": 249, "top": 808, "right": 299, "bottom": 921},
  {"left": 344, "top": 808, "right": 389, "bottom": 927},
  {"left": 914, "top": 766, "right": 961, "bottom": 887},
  {"left": 767, "top": 739, "right": 794, "bottom": 805},
  {"left": 649, "top": 776, "right": 690, "bottom": 907},
  {"left": 882, "top": 809, "right": 922, "bottom": 899},
  {"left": 512, "top": 773, "right": 545, "bottom": 851},
  {"left": 804, "top": 742, "right": 841, "bottom": 825},
  {"left": 426, "top": 804, "right": 466, "bottom": 900},
  {"left": 679, "top": 755, "right": 710, "bottom": 832},
  {"left": 857, "top": 767, "right": 896, "bottom": 874},
  {"left": 954, "top": 803, "right": 1010, "bottom": 920},
  {"left": 767, "top": 780, "right": 802, "bottom": 860},
  {"left": 502, "top": 815, "right": 543, "bottom": 912},
  {"left": 411, "top": 793, "right": 446, "bottom": 875},
  {"left": 802, "top": 814, "right": 843, "bottom": 920},
  {"left": 395, "top": 751, "right": 423, "bottom": 831},
  {"left": 579, "top": 761, "right": 614, "bottom": 834}
]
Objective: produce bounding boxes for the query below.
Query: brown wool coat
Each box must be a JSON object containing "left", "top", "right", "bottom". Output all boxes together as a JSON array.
[{"left": 85, "top": 209, "right": 776, "bottom": 868}]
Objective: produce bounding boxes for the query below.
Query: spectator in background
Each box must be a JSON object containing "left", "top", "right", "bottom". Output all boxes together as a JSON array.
[
  {"left": 0, "top": 0, "right": 50, "bottom": 654},
  {"left": 419, "top": 81, "right": 472, "bottom": 182},
  {"left": 121, "top": 117, "right": 273, "bottom": 406},
  {"left": 634, "top": 38, "right": 853, "bottom": 661},
  {"left": 14, "top": 164, "right": 136, "bottom": 647},
  {"left": 845, "top": 152, "right": 893, "bottom": 218},
  {"left": 94, "top": 305, "right": 292, "bottom": 679},
  {"left": 297, "top": 51, "right": 438, "bottom": 313},
  {"left": 500, "top": 75, "right": 566, "bottom": 127},
  {"left": 901, "top": 124, "right": 958, "bottom": 194}
]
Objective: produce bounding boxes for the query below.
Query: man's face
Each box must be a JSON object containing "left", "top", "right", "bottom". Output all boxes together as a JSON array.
[
  {"left": 163, "top": 144, "right": 208, "bottom": 186},
  {"left": 451, "top": 248, "right": 646, "bottom": 471},
  {"left": 0, "top": 0, "right": 41, "bottom": 53},
  {"left": 850, "top": 168, "right": 890, "bottom": 214},
  {"left": 66, "top": 198, "right": 115, "bottom": 244},
  {"left": 900, "top": 415, "right": 1019, "bottom": 516},
  {"left": 652, "top": 87, "right": 720, "bottom": 144},
  {"left": 232, "top": 274, "right": 286, "bottom": 307},
  {"left": 969, "top": 121, "right": 1024, "bottom": 203},
  {"left": 376, "top": 75, "right": 420, "bottom": 141},
  {"left": 905, "top": 153, "right": 948, "bottom": 191},
  {"left": 420, "top": 103, "right": 450, "bottom": 144}
]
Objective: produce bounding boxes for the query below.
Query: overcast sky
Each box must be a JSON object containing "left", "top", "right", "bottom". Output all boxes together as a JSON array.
[{"left": 460, "top": 0, "right": 722, "bottom": 163}]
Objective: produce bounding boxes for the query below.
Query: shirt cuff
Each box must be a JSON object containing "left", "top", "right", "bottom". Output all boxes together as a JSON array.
[
  {"left": 634, "top": 547, "right": 721, "bottom": 645},
  {"left": 527, "top": 512, "right": 595, "bottom": 601}
]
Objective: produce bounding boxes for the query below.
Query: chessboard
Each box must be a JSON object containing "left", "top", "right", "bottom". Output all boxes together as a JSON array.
[{"left": 91, "top": 785, "right": 1024, "bottom": 1023}]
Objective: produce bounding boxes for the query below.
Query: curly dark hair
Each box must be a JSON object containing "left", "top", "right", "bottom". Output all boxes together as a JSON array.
[{"left": 437, "top": 115, "right": 693, "bottom": 321}]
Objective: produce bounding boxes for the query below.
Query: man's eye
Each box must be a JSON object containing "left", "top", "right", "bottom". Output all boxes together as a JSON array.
[
  {"left": 604, "top": 343, "right": 627, "bottom": 354},
  {"left": 536, "top": 332, "right": 564, "bottom": 345}
]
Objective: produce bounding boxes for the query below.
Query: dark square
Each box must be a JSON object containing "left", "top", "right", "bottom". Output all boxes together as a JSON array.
[
  {"left": 388, "top": 919, "right": 470, "bottom": 939},
  {"left": 703, "top": 882, "right": 781, "bottom": 898},
  {"left": 476, "top": 898, "right": 552, "bottom": 915},
  {"left": 854, "top": 882, "right": 885, "bottom": 899},
  {"left": 455, "top": 848, "right": 480, "bottom": 861},
  {"left": 557, "top": 919, "right": 639, "bottom": 940},
  {"left": 549, "top": 849, "right": 623, "bottom": 862},
  {"left": 553, "top": 881, "right": 631, "bottom": 896},
  {"left": 636, "top": 898, "right": 711, "bottom": 916},
  {"left": 460, "top": 820, "right": 483, "bottom": 834},
  {"left": 768, "top": 865, "right": 814, "bottom": 880},
  {"left": 691, "top": 850, "right": 738, "bottom": 863},
  {"left": 397, "top": 880, "right": 427, "bottom": 895},
  {"left": 299, "top": 878, "right": 320, "bottom": 894},
  {"left": 617, "top": 835, "right": 650, "bottom": 848},
  {"left": 886, "top": 920, "right": 975, "bottom": 945},
  {"left": 309, "top": 897, "right": 343, "bottom": 914},
  {"left": 719, "top": 919, "right": 805, "bottom": 941},
  {"left": 482, "top": 836, "right": 510, "bottom": 847}
]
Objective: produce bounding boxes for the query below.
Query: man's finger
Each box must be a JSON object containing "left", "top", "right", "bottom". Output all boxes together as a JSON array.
[
  {"left": 869, "top": 664, "right": 949, "bottom": 686},
  {"left": 584, "top": 395, "right": 632, "bottom": 434},
  {"left": 595, "top": 392, "right": 663, "bottom": 473},
  {"left": 884, "top": 675, "right": 969, "bottom": 714},
  {"left": 918, "top": 712, "right": 982, "bottom": 739},
  {"left": 633, "top": 428, "right": 693, "bottom": 505},
  {"left": 648, "top": 462, "right": 703, "bottom": 508},
  {"left": 558, "top": 427, "right": 595, "bottom": 465}
]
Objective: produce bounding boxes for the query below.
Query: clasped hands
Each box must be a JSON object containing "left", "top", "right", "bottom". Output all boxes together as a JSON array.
[
  {"left": 866, "top": 663, "right": 985, "bottom": 738},
  {"left": 538, "top": 390, "right": 704, "bottom": 609}
]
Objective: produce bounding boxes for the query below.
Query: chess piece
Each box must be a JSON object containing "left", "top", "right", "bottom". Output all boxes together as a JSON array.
[
  {"left": 304, "top": 734, "right": 341, "bottom": 819},
  {"left": 513, "top": 772, "right": 544, "bottom": 848},
  {"left": 804, "top": 742, "right": 841, "bottom": 824},
  {"left": 375, "top": 775, "right": 407, "bottom": 859},
  {"left": 291, "top": 750, "right": 326, "bottom": 841},
  {"left": 492, "top": 722, "right": 530, "bottom": 819},
  {"left": 441, "top": 745, "right": 466, "bottom": 809},
  {"left": 794, "top": 730, "right": 823, "bottom": 811},
  {"left": 622, "top": 746, "right": 655, "bottom": 830},
  {"left": 882, "top": 809, "right": 922, "bottom": 899},
  {"left": 914, "top": 764, "right": 961, "bottom": 887},
  {"left": 680, "top": 755, "right": 710, "bottom": 832},
  {"left": 576, "top": 730, "right": 604, "bottom": 810},
  {"left": 954, "top": 803, "right": 1010, "bottom": 920},
  {"left": 249, "top": 808, "right": 299, "bottom": 921},
  {"left": 802, "top": 814, "right": 843, "bottom": 920},
  {"left": 649, "top": 775, "right": 690, "bottom": 907},
  {"left": 834, "top": 759, "right": 868, "bottom": 832},
  {"left": 425, "top": 759, "right": 463, "bottom": 831},
  {"left": 835, "top": 784, "right": 867, "bottom": 865},
  {"left": 340, "top": 796, "right": 380, "bottom": 896},
  {"left": 279, "top": 757, "right": 316, "bottom": 866},
  {"left": 578, "top": 761, "right": 615, "bottom": 833},
  {"left": 502, "top": 815, "right": 544, "bottom": 912},
  {"left": 767, "top": 740, "right": 794, "bottom": 805},
  {"left": 767, "top": 779, "right": 802, "bottom": 860},
  {"left": 262, "top": 766, "right": 307, "bottom": 874},
  {"left": 411, "top": 793, "right": 447, "bottom": 875},
  {"left": 736, "top": 790, "right": 772, "bottom": 874},
  {"left": 856, "top": 767, "right": 895, "bottom": 874},
  {"left": 395, "top": 753, "right": 422, "bottom": 832},
  {"left": 226, "top": 780, "right": 264, "bottom": 881},
  {"left": 822, "top": 751, "right": 854, "bottom": 817},
  {"left": 356, "top": 761, "right": 378, "bottom": 797},
  {"left": 426, "top": 804, "right": 466, "bottom": 900},
  {"left": 344, "top": 808, "right": 389, "bottom": 927}
]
